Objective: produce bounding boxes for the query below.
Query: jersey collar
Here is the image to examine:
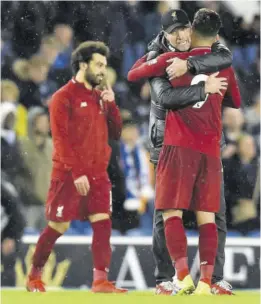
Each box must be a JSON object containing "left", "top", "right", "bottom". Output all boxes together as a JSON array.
[{"left": 71, "top": 77, "right": 94, "bottom": 94}]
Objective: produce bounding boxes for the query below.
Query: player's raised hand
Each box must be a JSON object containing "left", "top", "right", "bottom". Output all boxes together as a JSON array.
[
  {"left": 100, "top": 81, "right": 115, "bottom": 102},
  {"left": 166, "top": 57, "right": 188, "bottom": 80},
  {"left": 74, "top": 175, "right": 90, "bottom": 196},
  {"left": 205, "top": 72, "right": 228, "bottom": 96}
]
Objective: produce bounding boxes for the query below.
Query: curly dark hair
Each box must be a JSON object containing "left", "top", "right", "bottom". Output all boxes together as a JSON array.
[
  {"left": 71, "top": 41, "right": 109, "bottom": 74},
  {"left": 192, "top": 8, "right": 222, "bottom": 37}
]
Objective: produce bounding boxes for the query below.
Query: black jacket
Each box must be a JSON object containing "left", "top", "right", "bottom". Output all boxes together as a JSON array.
[{"left": 147, "top": 32, "right": 232, "bottom": 164}]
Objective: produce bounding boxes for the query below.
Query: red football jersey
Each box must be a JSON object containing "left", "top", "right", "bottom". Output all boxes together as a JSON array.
[
  {"left": 127, "top": 52, "right": 189, "bottom": 81},
  {"left": 163, "top": 47, "right": 241, "bottom": 158},
  {"left": 49, "top": 78, "right": 122, "bottom": 180}
]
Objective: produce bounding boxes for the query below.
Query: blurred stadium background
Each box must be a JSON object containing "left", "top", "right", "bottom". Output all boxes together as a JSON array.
[{"left": 1, "top": 0, "right": 260, "bottom": 291}]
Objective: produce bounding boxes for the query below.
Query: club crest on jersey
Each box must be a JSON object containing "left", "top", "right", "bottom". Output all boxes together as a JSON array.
[
  {"left": 56, "top": 206, "right": 64, "bottom": 217},
  {"left": 80, "top": 102, "right": 88, "bottom": 107}
]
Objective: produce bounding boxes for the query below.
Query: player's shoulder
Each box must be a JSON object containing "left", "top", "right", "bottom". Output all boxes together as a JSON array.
[
  {"left": 159, "top": 51, "right": 190, "bottom": 61},
  {"left": 189, "top": 47, "right": 211, "bottom": 57},
  {"left": 49, "top": 81, "right": 74, "bottom": 109},
  {"left": 51, "top": 81, "right": 73, "bottom": 101}
]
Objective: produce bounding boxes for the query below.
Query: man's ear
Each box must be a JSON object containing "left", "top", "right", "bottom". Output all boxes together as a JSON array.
[{"left": 79, "top": 62, "right": 87, "bottom": 71}]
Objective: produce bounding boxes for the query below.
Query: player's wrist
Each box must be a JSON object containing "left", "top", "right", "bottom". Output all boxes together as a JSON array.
[
  {"left": 72, "top": 167, "right": 86, "bottom": 181},
  {"left": 105, "top": 100, "right": 117, "bottom": 114},
  {"left": 204, "top": 82, "right": 212, "bottom": 94}
]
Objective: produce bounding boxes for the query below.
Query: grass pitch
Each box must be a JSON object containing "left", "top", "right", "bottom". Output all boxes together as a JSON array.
[{"left": 2, "top": 290, "right": 260, "bottom": 304}]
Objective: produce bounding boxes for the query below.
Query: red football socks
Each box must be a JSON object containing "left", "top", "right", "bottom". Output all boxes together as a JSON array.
[
  {"left": 30, "top": 226, "right": 62, "bottom": 278},
  {"left": 91, "top": 219, "right": 112, "bottom": 282},
  {"left": 199, "top": 223, "right": 218, "bottom": 286},
  {"left": 164, "top": 216, "right": 189, "bottom": 280}
]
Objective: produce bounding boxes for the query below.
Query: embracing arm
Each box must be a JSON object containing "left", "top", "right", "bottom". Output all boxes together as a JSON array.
[
  {"left": 150, "top": 43, "right": 232, "bottom": 110},
  {"left": 148, "top": 48, "right": 206, "bottom": 110},
  {"left": 127, "top": 55, "right": 166, "bottom": 82},
  {"left": 128, "top": 43, "right": 232, "bottom": 82},
  {"left": 188, "top": 42, "right": 232, "bottom": 74},
  {"left": 150, "top": 77, "right": 206, "bottom": 110},
  {"left": 127, "top": 51, "right": 189, "bottom": 82}
]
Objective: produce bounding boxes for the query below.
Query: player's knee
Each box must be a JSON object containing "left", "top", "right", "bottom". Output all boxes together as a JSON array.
[
  {"left": 88, "top": 213, "right": 110, "bottom": 223},
  {"left": 196, "top": 211, "right": 215, "bottom": 226},
  {"left": 162, "top": 209, "right": 183, "bottom": 221},
  {"left": 48, "top": 221, "right": 70, "bottom": 234}
]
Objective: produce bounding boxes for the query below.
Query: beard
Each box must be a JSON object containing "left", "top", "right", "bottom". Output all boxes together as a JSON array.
[{"left": 84, "top": 68, "right": 104, "bottom": 87}]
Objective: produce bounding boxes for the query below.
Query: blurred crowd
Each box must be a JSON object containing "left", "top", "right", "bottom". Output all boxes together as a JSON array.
[{"left": 1, "top": 1, "right": 260, "bottom": 239}]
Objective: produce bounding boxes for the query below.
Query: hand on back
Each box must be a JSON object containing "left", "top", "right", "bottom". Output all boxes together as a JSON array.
[{"left": 205, "top": 72, "right": 228, "bottom": 95}]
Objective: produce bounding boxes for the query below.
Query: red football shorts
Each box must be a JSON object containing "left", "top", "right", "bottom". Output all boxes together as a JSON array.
[
  {"left": 46, "top": 171, "right": 112, "bottom": 222},
  {"left": 155, "top": 145, "right": 221, "bottom": 212}
]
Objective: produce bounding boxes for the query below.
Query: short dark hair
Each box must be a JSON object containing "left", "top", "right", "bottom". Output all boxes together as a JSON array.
[
  {"left": 192, "top": 8, "right": 222, "bottom": 37},
  {"left": 71, "top": 41, "right": 109, "bottom": 74}
]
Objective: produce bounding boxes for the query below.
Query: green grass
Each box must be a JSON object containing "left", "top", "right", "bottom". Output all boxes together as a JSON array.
[{"left": 1, "top": 290, "right": 260, "bottom": 304}]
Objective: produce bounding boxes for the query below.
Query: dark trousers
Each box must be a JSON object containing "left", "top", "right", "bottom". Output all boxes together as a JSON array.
[
  {"left": 152, "top": 169, "right": 227, "bottom": 284},
  {"left": 1, "top": 250, "right": 17, "bottom": 286}
]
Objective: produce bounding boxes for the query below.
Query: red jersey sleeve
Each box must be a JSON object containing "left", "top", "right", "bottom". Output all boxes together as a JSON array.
[
  {"left": 105, "top": 101, "right": 122, "bottom": 140},
  {"left": 224, "top": 68, "right": 241, "bottom": 109},
  {"left": 50, "top": 91, "right": 85, "bottom": 179},
  {"left": 127, "top": 52, "right": 189, "bottom": 82},
  {"left": 128, "top": 54, "right": 147, "bottom": 75}
]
